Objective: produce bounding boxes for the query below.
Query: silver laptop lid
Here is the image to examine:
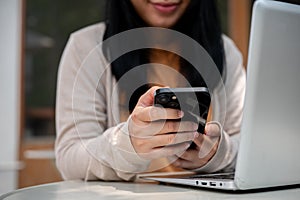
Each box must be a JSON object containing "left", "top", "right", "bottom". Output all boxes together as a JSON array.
[{"left": 235, "top": 0, "right": 300, "bottom": 190}]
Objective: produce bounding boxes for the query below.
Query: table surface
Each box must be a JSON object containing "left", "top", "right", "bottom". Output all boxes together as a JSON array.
[{"left": 1, "top": 180, "right": 300, "bottom": 200}]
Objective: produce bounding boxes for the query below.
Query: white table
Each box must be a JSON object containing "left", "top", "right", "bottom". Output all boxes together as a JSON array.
[{"left": 1, "top": 180, "right": 300, "bottom": 200}]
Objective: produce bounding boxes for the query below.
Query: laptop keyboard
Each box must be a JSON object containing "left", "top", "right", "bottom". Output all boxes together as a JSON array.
[{"left": 187, "top": 172, "right": 235, "bottom": 180}]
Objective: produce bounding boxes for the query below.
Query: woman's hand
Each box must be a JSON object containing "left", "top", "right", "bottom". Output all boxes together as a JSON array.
[
  {"left": 128, "top": 86, "right": 199, "bottom": 160},
  {"left": 168, "top": 123, "right": 221, "bottom": 169}
]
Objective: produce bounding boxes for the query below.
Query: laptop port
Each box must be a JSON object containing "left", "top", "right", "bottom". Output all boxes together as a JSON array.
[
  {"left": 209, "top": 182, "right": 217, "bottom": 187},
  {"left": 201, "top": 182, "right": 208, "bottom": 186}
]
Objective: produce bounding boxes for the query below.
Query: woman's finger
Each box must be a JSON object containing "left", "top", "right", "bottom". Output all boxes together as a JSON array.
[
  {"left": 141, "top": 142, "right": 190, "bottom": 160},
  {"left": 133, "top": 106, "right": 183, "bottom": 122},
  {"left": 158, "top": 121, "right": 198, "bottom": 135},
  {"left": 136, "top": 86, "right": 161, "bottom": 107},
  {"left": 205, "top": 122, "right": 221, "bottom": 137},
  {"left": 129, "top": 119, "right": 198, "bottom": 137},
  {"left": 195, "top": 134, "right": 219, "bottom": 159},
  {"left": 173, "top": 158, "right": 200, "bottom": 169},
  {"left": 147, "top": 132, "right": 198, "bottom": 148},
  {"left": 176, "top": 149, "right": 198, "bottom": 162}
]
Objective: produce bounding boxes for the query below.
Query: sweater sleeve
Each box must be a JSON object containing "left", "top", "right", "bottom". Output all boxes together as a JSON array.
[
  {"left": 194, "top": 35, "right": 246, "bottom": 173},
  {"left": 55, "top": 27, "right": 150, "bottom": 181}
]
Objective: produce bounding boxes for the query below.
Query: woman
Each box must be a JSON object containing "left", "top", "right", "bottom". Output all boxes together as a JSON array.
[{"left": 55, "top": 0, "right": 245, "bottom": 181}]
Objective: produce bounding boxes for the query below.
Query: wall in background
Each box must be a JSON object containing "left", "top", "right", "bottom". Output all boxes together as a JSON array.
[{"left": 0, "top": 0, "right": 22, "bottom": 195}]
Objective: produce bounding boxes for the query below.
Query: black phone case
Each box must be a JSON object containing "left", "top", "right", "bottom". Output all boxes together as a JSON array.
[{"left": 154, "top": 87, "right": 211, "bottom": 134}]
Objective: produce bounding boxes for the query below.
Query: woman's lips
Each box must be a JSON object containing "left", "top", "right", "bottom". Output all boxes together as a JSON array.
[
  {"left": 150, "top": 0, "right": 180, "bottom": 4},
  {"left": 151, "top": 3, "right": 180, "bottom": 14}
]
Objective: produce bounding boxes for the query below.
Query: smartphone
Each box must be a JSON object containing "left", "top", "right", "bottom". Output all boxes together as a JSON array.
[{"left": 154, "top": 87, "right": 211, "bottom": 134}]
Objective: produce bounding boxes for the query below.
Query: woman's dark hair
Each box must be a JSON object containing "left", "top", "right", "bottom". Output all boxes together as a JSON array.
[{"left": 103, "top": 0, "right": 225, "bottom": 112}]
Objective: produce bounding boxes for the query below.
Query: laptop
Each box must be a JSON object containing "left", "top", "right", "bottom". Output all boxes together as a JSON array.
[{"left": 141, "top": 0, "right": 300, "bottom": 190}]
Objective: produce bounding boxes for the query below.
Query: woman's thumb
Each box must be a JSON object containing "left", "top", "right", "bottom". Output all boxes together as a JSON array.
[{"left": 205, "top": 122, "right": 221, "bottom": 137}]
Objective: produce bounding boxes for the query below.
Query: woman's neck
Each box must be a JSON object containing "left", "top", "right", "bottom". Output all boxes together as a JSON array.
[{"left": 149, "top": 49, "right": 181, "bottom": 71}]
